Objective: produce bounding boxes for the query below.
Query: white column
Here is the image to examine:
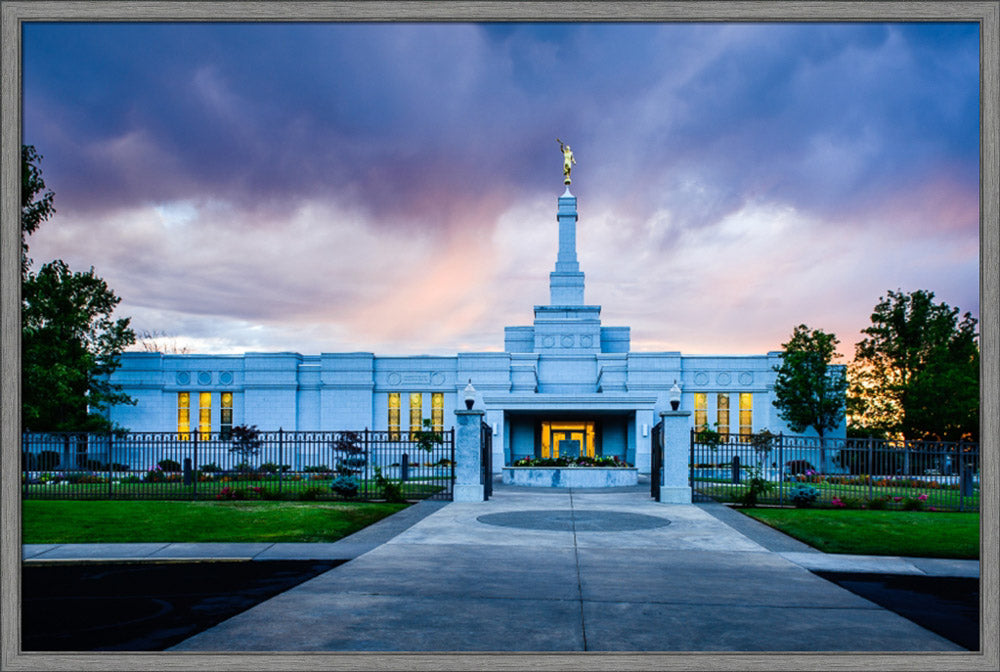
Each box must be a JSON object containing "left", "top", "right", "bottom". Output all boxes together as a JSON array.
[
  {"left": 453, "top": 409, "right": 485, "bottom": 501},
  {"left": 659, "top": 410, "right": 692, "bottom": 504}
]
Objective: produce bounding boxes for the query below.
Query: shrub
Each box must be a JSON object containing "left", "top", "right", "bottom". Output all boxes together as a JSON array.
[
  {"left": 77, "top": 474, "right": 108, "bottom": 484},
  {"left": 739, "top": 466, "right": 773, "bottom": 508},
  {"left": 144, "top": 469, "right": 167, "bottom": 483},
  {"left": 373, "top": 466, "right": 405, "bottom": 503},
  {"left": 902, "top": 493, "right": 929, "bottom": 511},
  {"left": 157, "top": 459, "right": 182, "bottom": 472},
  {"left": 200, "top": 462, "right": 221, "bottom": 473},
  {"left": 39, "top": 451, "right": 62, "bottom": 469},
  {"left": 216, "top": 486, "right": 247, "bottom": 500},
  {"left": 867, "top": 495, "right": 889, "bottom": 510},
  {"left": 788, "top": 485, "right": 819, "bottom": 508},
  {"left": 249, "top": 486, "right": 281, "bottom": 500},
  {"left": 784, "top": 460, "right": 815, "bottom": 475},
  {"left": 298, "top": 486, "right": 327, "bottom": 501},
  {"left": 836, "top": 496, "right": 864, "bottom": 509},
  {"left": 330, "top": 476, "right": 360, "bottom": 499},
  {"left": 303, "top": 464, "right": 331, "bottom": 473}
]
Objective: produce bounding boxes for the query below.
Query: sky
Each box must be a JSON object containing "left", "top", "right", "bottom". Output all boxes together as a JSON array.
[{"left": 20, "top": 21, "right": 980, "bottom": 359}]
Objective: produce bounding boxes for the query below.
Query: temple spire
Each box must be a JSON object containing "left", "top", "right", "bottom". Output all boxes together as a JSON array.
[{"left": 549, "top": 186, "right": 585, "bottom": 305}]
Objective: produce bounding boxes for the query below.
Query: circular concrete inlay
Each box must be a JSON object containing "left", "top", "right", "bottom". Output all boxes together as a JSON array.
[{"left": 476, "top": 510, "right": 670, "bottom": 532}]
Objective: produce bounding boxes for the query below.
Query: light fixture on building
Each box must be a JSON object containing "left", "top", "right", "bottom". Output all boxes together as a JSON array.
[
  {"left": 642, "top": 423, "right": 648, "bottom": 437},
  {"left": 492, "top": 422, "right": 499, "bottom": 436},
  {"left": 669, "top": 380, "right": 682, "bottom": 411},
  {"left": 463, "top": 379, "right": 476, "bottom": 410}
]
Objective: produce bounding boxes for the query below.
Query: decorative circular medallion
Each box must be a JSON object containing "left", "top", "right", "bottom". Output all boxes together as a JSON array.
[
  {"left": 560, "top": 334, "right": 574, "bottom": 348},
  {"left": 197, "top": 371, "right": 212, "bottom": 385},
  {"left": 219, "top": 371, "right": 234, "bottom": 385},
  {"left": 175, "top": 372, "right": 190, "bottom": 385},
  {"left": 542, "top": 335, "right": 555, "bottom": 348},
  {"left": 694, "top": 372, "right": 709, "bottom": 386},
  {"left": 387, "top": 372, "right": 402, "bottom": 386},
  {"left": 739, "top": 372, "right": 753, "bottom": 385},
  {"left": 431, "top": 372, "right": 445, "bottom": 386},
  {"left": 580, "top": 335, "right": 593, "bottom": 348},
  {"left": 717, "top": 372, "right": 731, "bottom": 385}
]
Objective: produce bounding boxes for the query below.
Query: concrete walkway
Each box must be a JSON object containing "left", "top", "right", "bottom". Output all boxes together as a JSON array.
[{"left": 65, "top": 484, "right": 966, "bottom": 652}]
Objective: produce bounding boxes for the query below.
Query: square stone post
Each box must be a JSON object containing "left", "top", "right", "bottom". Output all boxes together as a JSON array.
[
  {"left": 659, "top": 411, "right": 692, "bottom": 504},
  {"left": 454, "top": 409, "right": 486, "bottom": 501}
]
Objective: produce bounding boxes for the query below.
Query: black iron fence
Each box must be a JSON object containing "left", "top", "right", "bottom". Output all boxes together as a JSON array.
[
  {"left": 22, "top": 429, "right": 455, "bottom": 502},
  {"left": 690, "top": 432, "right": 980, "bottom": 512}
]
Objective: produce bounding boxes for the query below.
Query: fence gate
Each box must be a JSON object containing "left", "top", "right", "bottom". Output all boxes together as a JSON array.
[
  {"left": 481, "top": 421, "right": 493, "bottom": 501},
  {"left": 650, "top": 420, "right": 663, "bottom": 501}
]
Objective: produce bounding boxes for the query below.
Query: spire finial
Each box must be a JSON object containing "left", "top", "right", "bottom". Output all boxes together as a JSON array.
[{"left": 557, "top": 138, "right": 575, "bottom": 185}]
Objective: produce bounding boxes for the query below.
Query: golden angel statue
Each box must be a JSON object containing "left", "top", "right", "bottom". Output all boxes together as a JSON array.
[{"left": 557, "top": 138, "right": 575, "bottom": 184}]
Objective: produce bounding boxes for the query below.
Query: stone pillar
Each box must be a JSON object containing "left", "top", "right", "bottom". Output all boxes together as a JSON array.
[
  {"left": 454, "top": 409, "right": 486, "bottom": 501},
  {"left": 659, "top": 410, "right": 692, "bottom": 504}
]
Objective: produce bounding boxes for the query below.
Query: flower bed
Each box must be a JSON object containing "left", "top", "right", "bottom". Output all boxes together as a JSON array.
[
  {"left": 503, "top": 457, "right": 637, "bottom": 488},
  {"left": 512, "top": 456, "right": 631, "bottom": 468}
]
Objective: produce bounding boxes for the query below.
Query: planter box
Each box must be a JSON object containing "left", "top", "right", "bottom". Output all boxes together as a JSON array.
[{"left": 502, "top": 466, "right": 638, "bottom": 488}]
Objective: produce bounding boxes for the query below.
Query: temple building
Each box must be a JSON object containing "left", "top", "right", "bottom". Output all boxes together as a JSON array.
[{"left": 107, "top": 181, "right": 845, "bottom": 474}]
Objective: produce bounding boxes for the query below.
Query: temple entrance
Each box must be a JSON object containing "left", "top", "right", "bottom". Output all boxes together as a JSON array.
[{"left": 541, "top": 421, "right": 595, "bottom": 459}]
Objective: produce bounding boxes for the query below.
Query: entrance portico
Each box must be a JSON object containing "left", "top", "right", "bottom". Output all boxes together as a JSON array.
[{"left": 488, "top": 394, "right": 658, "bottom": 469}]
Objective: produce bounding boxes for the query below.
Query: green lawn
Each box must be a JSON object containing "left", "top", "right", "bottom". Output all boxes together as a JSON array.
[
  {"left": 22, "top": 500, "right": 408, "bottom": 543},
  {"left": 695, "top": 480, "right": 979, "bottom": 511},
  {"left": 22, "top": 476, "right": 446, "bottom": 501},
  {"left": 740, "top": 507, "right": 979, "bottom": 559}
]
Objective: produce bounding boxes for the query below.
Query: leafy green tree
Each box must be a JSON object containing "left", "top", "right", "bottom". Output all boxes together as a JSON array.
[
  {"left": 849, "top": 289, "right": 978, "bottom": 441},
  {"left": 21, "top": 146, "right": 135, "bottom": 432},
  {"left": 228, "top": 424, "right": 262, "bottom": 468},
  {"left": 772, "top": 325, "right": 847, "bottom": 473},
  {"left": 772, "top": 325, "right": 848, "bottom": 440},
  {"left": 22, "top": 261, "right": 136, "bottom": 431},
  {"left": 21, "top": 145, "right": 55, "bottom": 275}
]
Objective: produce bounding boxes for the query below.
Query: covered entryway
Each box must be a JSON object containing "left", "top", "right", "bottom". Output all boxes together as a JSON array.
[{"left": 541, "top": 420, "right": 595, "bottom": 458}]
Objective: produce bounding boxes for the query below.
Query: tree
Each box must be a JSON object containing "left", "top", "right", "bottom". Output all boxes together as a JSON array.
[
  {"left": 849, "top": 289, "right": 978, "bottom": 441},
  {"left": 772, "top": 325, "right": 847, "bottom": 440},
  {"left": 21, "top": 145, "right": 55, "bottom": 275},
  {"left": 772, "top": 325, "right": 848, "bottom": 473},
  {"left": 228, "top": 424, "right": 262, "bottom": 469},
  {"left": 134, "top": 329, "right": 191, "bottom": 354},
  {"left": 22, "top": 261, "right": 136, "bottom": 431},
  {"left": 21, "top": 146, "right": 136, "bottom": 432}
]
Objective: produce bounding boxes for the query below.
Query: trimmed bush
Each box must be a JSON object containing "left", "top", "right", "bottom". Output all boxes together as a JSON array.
[
  {"left": 157, "top": 459, "right": 182, "bottom": 472},
  {"left": 330, "top": 476, "right": 360, "bottom": 499},
  {"left": 788, "top": 484, "right": 819, "bottom": 508}
]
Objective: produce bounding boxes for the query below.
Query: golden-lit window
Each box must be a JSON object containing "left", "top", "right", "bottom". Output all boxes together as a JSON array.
[
  {"left": 716, "top": 393, "right": 730, "bottom": 438},
  {"left": 431, "top": 393, "right": 444, "bottom": 432},
  {"left": 694, "top": 393, "right": 707, "bottom": 432},
  {"left": 388, "top": 393, "right": 401, "bottom": 440},
  {"left": 177, "top": 392, "right": 191, "bottom": 441},
  {"left": 739, "top": 393, "right": 753, "bottom": 439},
  {"left": 220, "top": 392, "right": 233, "bottom": 439},
  {"left": 198, "top": 392, "right": 212, "bottom": 440},
  {"left": 409, "top": 392, "right": 423, "bottom": 435}
]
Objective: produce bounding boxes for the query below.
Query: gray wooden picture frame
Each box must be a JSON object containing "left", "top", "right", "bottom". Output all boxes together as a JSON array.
[{"left": 2, "top": 2, "right": 997, "bottom": 670}]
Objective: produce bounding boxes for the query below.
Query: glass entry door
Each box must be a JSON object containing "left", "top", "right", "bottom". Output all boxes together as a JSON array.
[{"left": 541, "top": 421, "right": 595, "bottom": 459}]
